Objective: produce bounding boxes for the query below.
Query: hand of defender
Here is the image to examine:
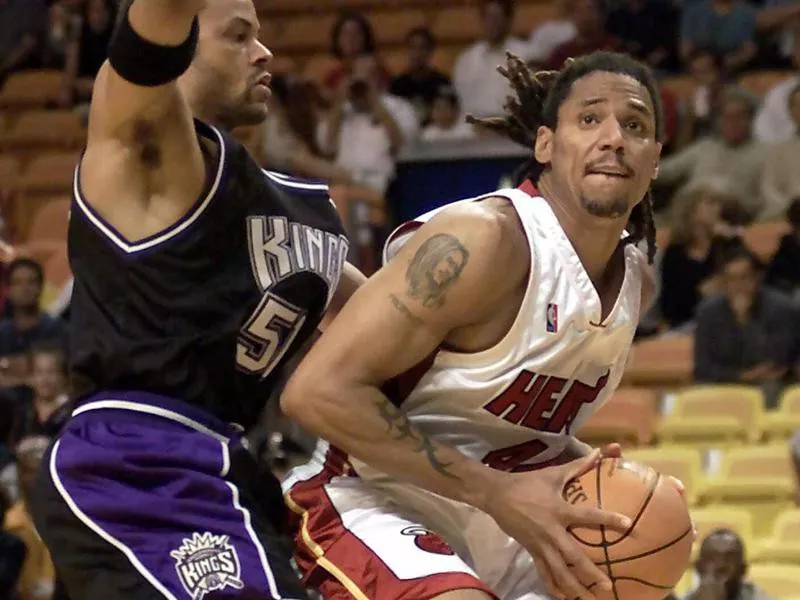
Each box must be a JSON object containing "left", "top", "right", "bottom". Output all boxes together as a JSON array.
[{"left": 487, "top": 450, "right": 632, "bottom": 600}]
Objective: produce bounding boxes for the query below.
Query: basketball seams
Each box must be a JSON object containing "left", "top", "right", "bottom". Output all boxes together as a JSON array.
[
  {"left": 604, "top": 524, "right": 694, "bottom": 565},
  {"left": 608, "top": 471, "right": 661, "bottom": 545},
  {"left": 596, "top": 460, "right": 620, "bottom": 600}
]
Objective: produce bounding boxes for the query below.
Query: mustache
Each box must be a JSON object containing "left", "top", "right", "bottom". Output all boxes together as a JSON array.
[{"left": 584, "top": 156, "right": 634, "bottom": 177}]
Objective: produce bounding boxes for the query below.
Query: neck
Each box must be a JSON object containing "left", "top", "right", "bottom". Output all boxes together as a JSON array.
[{"left": 537, "top": 175, "right": 627, "bottom": 284}]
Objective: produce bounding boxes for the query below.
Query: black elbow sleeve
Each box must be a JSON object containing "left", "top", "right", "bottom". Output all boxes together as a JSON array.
[{"left": 108, "top": 5, "right": 199, "bottom": 87}]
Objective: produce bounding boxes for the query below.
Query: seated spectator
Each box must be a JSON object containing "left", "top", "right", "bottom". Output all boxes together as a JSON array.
[
  {"left": 4, "top": 436, "right": 55, "bottom": 600},
  {"left": 59, "top": 0, "right": 115, "bottom": 107},
  {"left": 11, "top": 344, "right": 70, "bottom": 445},
  {"left": 421, "top": 86, "right": 476, "bottom": 142},
  {"left": 389, "top": 28, "right": 451, "bottom": 125},
  {"left": 527, "top": 0, "right": 576, "bottom": 68},
  {"left": 765, "top": 197, "right": 800, "bottom": 296},
  {"left": 322, "top": 12, "right": 389, "bottom": 106},
  {"left": 40, "top": 1, "right": 81, "bottom": 70},
  {"left": 606, "top": 0, "right": 679, "bottom": 72},
  {"left": 761, "top": 83, "right": 800, "bottom": 218},
  {"left": 453, "top": 0, "right": 531, "bottom": 119},
  {"left": 544, "top": 0, "right": 622, "bottom": 70},
  {"left": 0, "top": 259, "right": 68, "bottom": 392},
  {"left": 680, "top": 0, "right": 759, "bottom": 73},
  {"left": 657, "top": 87, "right": 767, "bottom": 220},
  {"left": 0, "top": 0, "right": 48, "bottom": 85},
  {"left": 260, "top": 75, "right": 354, "bottom": 184},
  {"left": 318, "top": 56, "right": 418, "bottom": 194},
  {"left": 755, "top": 29, "right": 800, "bottom": 142},
  {"left": 677, "top": 50, "right": 728, "bottom": 146},
  {"left": 660, "top": 184, "right": 742, "bottom": 330},
  {"left": 694, "top": 244, "right": 800, "bottom": 407},
  {"left": 683, "top": 529, "right": 774, "bottom": 600}
]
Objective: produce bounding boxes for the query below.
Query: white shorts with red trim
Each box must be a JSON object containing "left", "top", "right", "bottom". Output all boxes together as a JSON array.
[{"left": 283, "top": 445, "right": 550, "bottom": 600}]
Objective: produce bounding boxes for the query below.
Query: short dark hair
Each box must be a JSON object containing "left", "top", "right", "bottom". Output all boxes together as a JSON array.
[
  {"left": 330, "top": 11, "right": 376, "bottom": 59},
  {"left": 481, "top": 0, "right": 515, "bottom": 18},
  {"left": 434, "top": 85, "right": 460, "bottom": 108},
  {"left": 717, "top": 242, "right": 763, "bottom": 273},
  {"left": 467, "top": 51, "right": 663, "bottom": 263},
  {"left": 787, "top": 197, "right": 800, "bottom": 229},
  {"left": 406, "top": 26, "right": 436, "bottom": 49},
  {"left": 6, "top": 258, "right": 44, "bottom": 287}
]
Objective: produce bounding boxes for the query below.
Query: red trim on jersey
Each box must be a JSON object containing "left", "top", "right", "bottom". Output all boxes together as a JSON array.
[
  {"left": 518, "top": 179, "right": 539, "bottom": 196},
  {"left": 382, "top": 349, "right": 439, "bottom": 407},
  {"left": 286, "top": 447, "right": 498, "bottom": 600}
]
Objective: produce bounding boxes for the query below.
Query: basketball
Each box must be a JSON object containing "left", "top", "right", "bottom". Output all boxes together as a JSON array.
[{"left": 563, "top": 457, "right": 694, "bottom": 600}]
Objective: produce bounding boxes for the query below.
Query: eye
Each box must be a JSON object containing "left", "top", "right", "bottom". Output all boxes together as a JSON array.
[
  {"left": 580, "top": 113, "right": 599, "bottom": 126},
  {"left": 625, "top": 119, "right": 644, "bottom": 133}
]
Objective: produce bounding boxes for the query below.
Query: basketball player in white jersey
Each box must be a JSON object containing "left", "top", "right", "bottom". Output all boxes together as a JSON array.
[{"left": 281, "top": 51, "right": 669, "bottom": 600}]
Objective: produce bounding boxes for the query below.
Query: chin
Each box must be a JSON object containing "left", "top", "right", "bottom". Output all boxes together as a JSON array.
[
  {"left": 229, "top": 105, "right": 269, "bottom": 129},
  {"left": 580, "top": 195, "right": 630, "bottom": 219}
]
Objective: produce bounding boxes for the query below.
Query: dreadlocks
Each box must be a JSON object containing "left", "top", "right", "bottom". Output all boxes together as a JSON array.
[{"left": 467, "top": 51, "right": 661, "bottom": 264}]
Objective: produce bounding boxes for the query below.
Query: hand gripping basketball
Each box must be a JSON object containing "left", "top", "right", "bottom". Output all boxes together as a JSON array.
[{"left": 487, "top": 450, "right": 632, "bottom": 600}]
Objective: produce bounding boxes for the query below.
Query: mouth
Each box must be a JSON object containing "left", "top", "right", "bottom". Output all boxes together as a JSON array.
[
  {"left": 254, "top": 73, "right": 272, "bottom": 89},
  {"left": 585, "top": 166, "right": 631, "bottom": 179}
]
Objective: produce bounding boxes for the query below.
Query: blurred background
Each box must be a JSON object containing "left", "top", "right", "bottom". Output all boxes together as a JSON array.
[{"left": 2, "top": 0, "right": 800, "bottom": 598}]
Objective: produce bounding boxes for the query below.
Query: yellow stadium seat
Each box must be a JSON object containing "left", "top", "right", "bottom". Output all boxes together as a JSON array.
[
  {"left": 0, "top": 155, "right": 21, "bottom": 199},
  {"left": 673, "top": 569, "right": 696, "bottom": 597},
  {"left": 690, "top": 506, "right": 754, "bottom": 555},
  {"left": 625, "top": 446, "right": 704, "bottom": 506},
  {"left": 698, "top": 444, "right": 794, "bottom": 536},
  {"left": 762, "top": 386, "right": 800, "bottom": 441},
  {"left": 513, "top": 3, "right": 559, "bottom": 37},
  {"left": 431, "top": 7, "right": 482, "bottom": 44},
  {"left": 270, "top": 14, "right": 337, "bottom": 53},
  {"left": 577, "top": 388, "right": 658, "bottom": 447},
  {"left": 748, "top": 564, "right": 800, "bottom": 598},
  {"left": 752, "top": 510, "right": 800, "bottom": 564},
  {"left": 16, "top": 152, "right": 79, "bottom": 197},
  {"left": 658, "top": 385, "right": 764, "bottom": 446},
  {"left": 0, "top": 70, "right": 64, "bottom": 109},
  {"left": 621, "top": 334, "right": 693, "bottom": 387},
  {"left": 369, "top": 9, "right": 428, "bottom": 46},
  {"left": 1, "top": 110, "right": 85, "bottom": 151}
]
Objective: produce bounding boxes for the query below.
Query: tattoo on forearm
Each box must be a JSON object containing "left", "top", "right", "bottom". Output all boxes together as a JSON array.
[
  {"left": 374, "top": 398, "right": 461, "bottom": 480},
  {"left": 389, "top": 294, "right": 424, "bottom": 325},
  {"left": 406, "top": 234, "right": 469, "bottom": 309}
]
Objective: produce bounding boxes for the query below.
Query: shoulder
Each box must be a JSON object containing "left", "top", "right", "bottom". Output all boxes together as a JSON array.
[
  {"left": 262, "top": 169, "right": 331, "bottom": 201},
  {"left": 696, "top": 293, "right": 727, "bottom": 319}
]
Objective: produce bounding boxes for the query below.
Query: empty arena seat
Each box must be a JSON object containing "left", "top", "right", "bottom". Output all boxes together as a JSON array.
[
  {"left": 0, "top": 70, "right": 64, "bottom": 110},
  {"left": 369, "top": 9, "right": 428, "bottom": 46},
  {"left": 431, "top": 7, "right": 482, "bottom": 44},
  {"left": 16, "top": 195, "right": 70, "bottom": 265},
  {"left": 658, "top": 385, "right": 764, "bottom": 446},
  {"left": 16, "top": 152, "right": 78, "bottom": 197},
  {"left": 747, "top": 564, "right": 800, "bottom": 598},
  {"left": 699, "top": 444, "right": 794, "bottom": 536},
  {"left": 576, "top": 388, "right": 658, "bottom": 447},
  {"left": 622, "top": 334, "right": 693, "bottom": 387},
  {"left": 762, "top": 385, "right": 800, "bottom": 441},
  {"left": 691, "top": 506, "right": 755, "bottom": 559},
  {"left": 752, "top": 510, "right": 800, "bottom": 564},
  {"left": 0, "top": 155, "right": 21, "bottom": 198},
  {"left": 270, "top": 14, "right": 337, "bottom": 53},
  {"left": 2, "top": 110, "right": 85, "bottom": 151},
  {"left": 625, "top": 446, "right": 704, "bottom": 506},
  {"left": 513, "top": 3, "right": 559, "bottom": 37}
]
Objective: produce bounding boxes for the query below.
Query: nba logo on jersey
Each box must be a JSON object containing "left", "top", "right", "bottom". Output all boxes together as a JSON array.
[
  {"left": 170, "top": 532, "right": 244, "bottom": 599},
  {"left": 546, "top": 303, "right": 558, "bottom": 333}
]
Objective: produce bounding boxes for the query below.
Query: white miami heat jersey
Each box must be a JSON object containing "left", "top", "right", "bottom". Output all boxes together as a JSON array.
[{"left": 356, "top": 186, "right": 648, "bottom": 481}]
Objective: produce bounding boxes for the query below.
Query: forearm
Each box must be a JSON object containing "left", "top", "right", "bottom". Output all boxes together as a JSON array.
[
  {"left": 374, "top": 103, "right": 405, "bottom": 154},
  {"left": 282, "top": 381, "right": 499, "bottom": 510}
]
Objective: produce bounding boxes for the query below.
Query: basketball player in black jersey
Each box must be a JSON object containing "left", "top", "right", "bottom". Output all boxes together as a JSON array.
[{"left": 30, "top": 1, "right": 363, "bottom": 598}]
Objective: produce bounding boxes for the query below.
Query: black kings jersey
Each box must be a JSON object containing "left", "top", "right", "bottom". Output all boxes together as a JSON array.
[{"left": 68, "top": 120, "right": 349, "bottom": 429}]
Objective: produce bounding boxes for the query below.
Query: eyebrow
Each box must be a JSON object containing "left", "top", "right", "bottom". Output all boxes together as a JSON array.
[
  {"left": 229, "top": 16, "right": 258, "bottom": 34},
  {"left": 580, "top": 97, "right": 653, "bottom": 118}
]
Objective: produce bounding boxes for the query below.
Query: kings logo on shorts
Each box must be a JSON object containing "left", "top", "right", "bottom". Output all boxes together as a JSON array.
[{"left": 170, "top": 532, "right": 244, "bottom": 600}]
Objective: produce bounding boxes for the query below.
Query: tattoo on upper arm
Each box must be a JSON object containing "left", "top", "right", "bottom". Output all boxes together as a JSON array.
[
  {"left": 374, "top": 397, "right": 461, "bottom": 480},
  {"left": 406, "top": 234, "right": 470, "bottom": 309},
  {"left": 389, "top": 294, "right": 424, "bottom": 325}
]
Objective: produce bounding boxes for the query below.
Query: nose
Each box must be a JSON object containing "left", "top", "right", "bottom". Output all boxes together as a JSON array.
[
  {"left": 253, "top": 38, "right": 273, "bottom": 66},
  {"left": 597, "top": 118, "right": 625, "bottom": 151}
]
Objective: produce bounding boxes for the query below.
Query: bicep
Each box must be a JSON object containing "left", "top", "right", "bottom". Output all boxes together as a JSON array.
[{"left": 318, "top": 262, "right": 366, "bottom": 331}]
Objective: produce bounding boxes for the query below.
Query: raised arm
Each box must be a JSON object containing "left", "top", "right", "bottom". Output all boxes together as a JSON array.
[{"left": 79, "top": 0, "right": 207, "bottom": 241}]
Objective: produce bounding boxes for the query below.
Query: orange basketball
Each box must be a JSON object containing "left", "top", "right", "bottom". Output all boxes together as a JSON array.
[{"left": 563, "top": 457, "right": 694, "bottom": 600}]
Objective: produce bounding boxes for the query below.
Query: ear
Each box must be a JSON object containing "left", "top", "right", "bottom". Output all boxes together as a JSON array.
[
  {"left": 652, "top": 141, "right": 663, "bottom": 181},
  {"left": 534, "top": 125, "right": 553, "bottom": 165}
]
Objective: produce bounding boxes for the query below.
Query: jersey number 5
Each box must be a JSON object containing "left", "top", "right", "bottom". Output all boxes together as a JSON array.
[{"left": 236, "top": 292, "right": 307, "bottom": 377}]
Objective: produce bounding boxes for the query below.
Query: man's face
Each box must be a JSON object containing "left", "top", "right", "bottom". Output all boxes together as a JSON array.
[
  {"left": 696, "top": 533, "right": 746, "bottom": 594},
  {"left": 481, "top": 2, "right": 511, "bottom": 45},
  {"left": 718, "top": 98, "right": 752, "bottom": 146},
  {"left": 408, "top": 32, "right": 432, "bottom": 71},
  {"left": 184, "top": 0, "right": 273, "bottom": 128},
  {"left": 8, "top": 265, "right": 42, "bottom": 312},
  {"left": 31, "top": 352, "right": 65, "bottom": 401},
  {"left": 535, "top": 71, "right": 661, "bottom": 220},
  {"left": 722, "top": 257, "right": 758, "bottom": 304},
  {"left": 573, "top": 0, "right": 603, "bottom": 37}
]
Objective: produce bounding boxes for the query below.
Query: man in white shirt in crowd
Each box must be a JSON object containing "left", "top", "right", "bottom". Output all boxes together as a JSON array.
[
  {"left": 421, "top": 85, "right": 476, "bottom": 142},
  {"left": 755, "top": 28, "right": 800, "bottom": 142},
  {"left": 453, "top": 0, "right": 530, "bottom": 119}
]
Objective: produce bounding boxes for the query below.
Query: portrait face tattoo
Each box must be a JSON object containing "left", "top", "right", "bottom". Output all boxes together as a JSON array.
[{"left": 405, "top": 234, "right": 470, "bottom": 309}]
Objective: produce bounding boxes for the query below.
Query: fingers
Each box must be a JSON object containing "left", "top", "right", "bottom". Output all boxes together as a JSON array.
[
  {"left": 566, "top": 504, "right": 632, "bottom": 532},
  {"left": 601, "top": 443, "right": 622, "bottom": 458},
  {"left": 564, "top": 449, "right": 602, "bottom": 482},
  {"left": 539, "top": 540, "right": 601, "bottom": 600},
  {"left": 531, "top": 549, "right": 566, "bottom": 600},
  {"left": 668, "top": 475, "right": 686, "bottom": 496}
]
